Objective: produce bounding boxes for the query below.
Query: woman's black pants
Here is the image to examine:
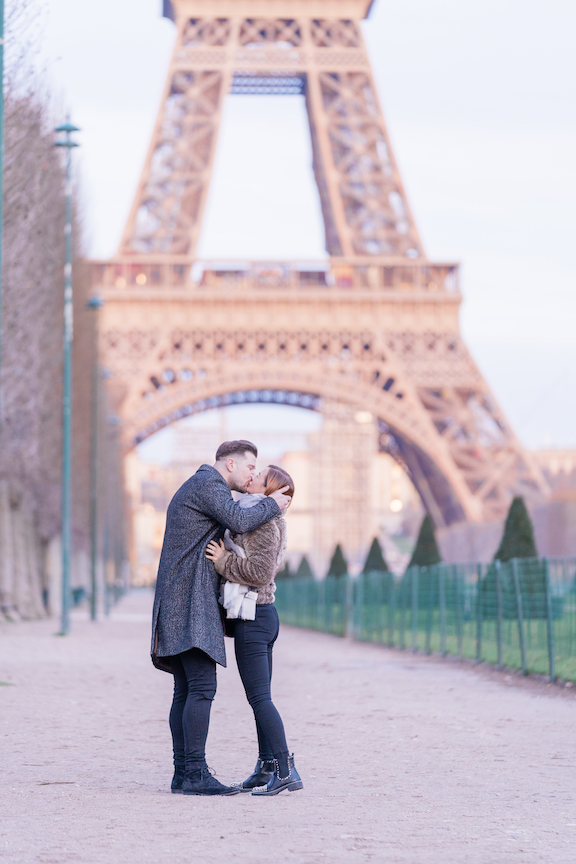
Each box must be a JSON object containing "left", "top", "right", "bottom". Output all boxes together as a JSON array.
[
  {"left": 169, "top": 648, "right": 216, "bottom": 772},
  {"left": 234, "top": 604, "right": 289, "bottom": 766}
]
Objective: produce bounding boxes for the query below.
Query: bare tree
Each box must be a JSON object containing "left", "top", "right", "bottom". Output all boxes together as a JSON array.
[{"left": 0, "top": 0, "right": 125, "bottom": 618}]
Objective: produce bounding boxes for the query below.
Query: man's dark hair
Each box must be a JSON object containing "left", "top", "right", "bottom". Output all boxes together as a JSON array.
[{"left": 215, "top": 439, "right": 258, "bottom": 462}]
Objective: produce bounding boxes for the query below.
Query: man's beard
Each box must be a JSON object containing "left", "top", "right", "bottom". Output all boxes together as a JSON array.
[{"left": 230, "top": 479, "right": 250, "bottom": 493}]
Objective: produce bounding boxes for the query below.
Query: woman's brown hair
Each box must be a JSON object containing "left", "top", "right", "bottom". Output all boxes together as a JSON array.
[{"left": 264, "top": 465, "right": 294, "bottom": 500}]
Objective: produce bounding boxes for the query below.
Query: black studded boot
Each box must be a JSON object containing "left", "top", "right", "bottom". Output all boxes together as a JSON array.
[
  {"left": 252, "top": 754, "right": 303, "bottom": 796},
  {"left": 233, "top": 758, "right": 275, "bottom": 792}
]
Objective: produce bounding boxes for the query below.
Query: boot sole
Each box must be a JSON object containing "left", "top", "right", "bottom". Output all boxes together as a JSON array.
[
  {"left": 171, "top": 788, "right": 184, "bottom": 794},
  {"left": 182, "top": 788, "right": 241, "bottom": 796},
  {"left": 253, "top": 780, "right": 304, "bottom": 796}
]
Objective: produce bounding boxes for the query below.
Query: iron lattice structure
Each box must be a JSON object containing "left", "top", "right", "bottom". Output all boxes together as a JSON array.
[{"left": 93, "top": 0, "right": 547, "bottom": 534}]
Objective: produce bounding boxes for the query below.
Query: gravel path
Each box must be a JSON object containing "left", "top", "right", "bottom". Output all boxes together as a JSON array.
[{"left": 1, "top": 589, "right": 576, "bottom": 863}]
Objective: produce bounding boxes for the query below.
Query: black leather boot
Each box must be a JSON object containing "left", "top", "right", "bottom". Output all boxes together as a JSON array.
[
  {"left": 181, "top": 767, "right": 240, "bottom": 796},
  {"left": 233, "top": 758, "right": 275, "bottom": 792},
  {"left": 171, "top": 767, "right": 185, "bottom": 794},
  {"left": 171, "top": 755, "right": 186, "bottom": 793},
  {"left": 252, "top": 754, "right": 303, "bottom": 796}
]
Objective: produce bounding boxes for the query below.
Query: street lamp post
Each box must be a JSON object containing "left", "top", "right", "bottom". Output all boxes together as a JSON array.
[
  {"left": 87, "top": 295, "right": 103, "bottom": 621},
  {"left": 54, "top": 121, "right": 80, "bottom": 636},
  {"left": 104, "top": 413, "right": 121, "bottom": 616},
  {"left": 0, "top": 0, "right": 5, "bottom": 421}
]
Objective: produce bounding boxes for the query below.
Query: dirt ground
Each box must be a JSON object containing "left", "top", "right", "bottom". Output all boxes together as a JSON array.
[{"left": 1, "top": 589, "right": 576, "bottom": 864}]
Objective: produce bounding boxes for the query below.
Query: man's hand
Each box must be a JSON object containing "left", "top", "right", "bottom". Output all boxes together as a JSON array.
[
  {"left": 269, "top": 486, "right": 291, "bottom": 513},
  {"left": 205, "top": 539, "right": 226, "bottom": 563}
]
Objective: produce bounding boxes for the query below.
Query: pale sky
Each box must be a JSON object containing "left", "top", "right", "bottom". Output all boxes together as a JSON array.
[{"left": 36, "top": 0, "right": 576, "bottom": 450}]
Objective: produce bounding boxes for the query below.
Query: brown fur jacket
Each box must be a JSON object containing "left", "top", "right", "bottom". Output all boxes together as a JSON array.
[{"left": 213, "top": 515, "right": 286, "bottom": 605}]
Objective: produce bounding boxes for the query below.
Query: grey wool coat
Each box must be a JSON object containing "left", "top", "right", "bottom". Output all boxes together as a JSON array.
[{"left": 151, "top": 464, "right": 280, "bottom": 672}]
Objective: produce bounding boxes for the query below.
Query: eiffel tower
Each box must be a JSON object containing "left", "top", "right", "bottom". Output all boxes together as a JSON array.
[{"left": 93, "top": 0, "right": 547, "bottom": 564}]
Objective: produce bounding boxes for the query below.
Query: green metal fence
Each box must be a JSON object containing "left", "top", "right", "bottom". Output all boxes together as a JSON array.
[{"left": 275, "top": 557, "right": 576, "bottom": 682}]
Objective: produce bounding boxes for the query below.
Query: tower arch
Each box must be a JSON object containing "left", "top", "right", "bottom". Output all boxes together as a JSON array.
[
  {"left": 131, "top": 382, "right": 466, "bottom": 530},
  {"left": 114, "top": 354, "right": 487, "bottom": 529}
]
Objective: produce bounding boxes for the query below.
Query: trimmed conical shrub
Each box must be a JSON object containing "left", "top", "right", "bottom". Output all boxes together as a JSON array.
[
  {"left": 363, "top": 537, "right": 389, "bottom": 573},
  {"left": 327, "top": 544, "right": 348, "bottom": 578},
  {"left": 296, "top": 555, "right": 314, "bottom": 579},
  {"left": 276, "top": 562, "right": 292, "bottom": 580},
  {"left": 407, "top": 514, "right": 441, "bottom": 568},
  {"left": 493, "top": 496, "right": 537, "bottom": 562}
]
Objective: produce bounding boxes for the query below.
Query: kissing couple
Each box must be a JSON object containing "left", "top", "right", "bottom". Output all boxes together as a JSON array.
[{"left": 151, "top": 439, "right": 303, "bottom": 796}]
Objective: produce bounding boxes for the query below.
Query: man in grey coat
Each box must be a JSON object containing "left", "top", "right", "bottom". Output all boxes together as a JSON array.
[{"left": 151, "top": 439, "right": 289, "bottom": 796}]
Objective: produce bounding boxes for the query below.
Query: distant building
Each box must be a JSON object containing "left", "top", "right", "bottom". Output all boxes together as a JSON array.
[
  {"left": 531, "top": 450, "right": 576, "bottom": 557},
  {"left": 126, "top": 408, "right": 422, "bottom": 585}
]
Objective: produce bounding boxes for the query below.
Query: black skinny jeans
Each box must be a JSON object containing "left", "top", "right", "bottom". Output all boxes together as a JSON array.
[
  {"left": 169, "top": 648, "right": 217, "bottom": 772},
  {"left": 234, "top": 604, "right": 289, "bottom": 767}
]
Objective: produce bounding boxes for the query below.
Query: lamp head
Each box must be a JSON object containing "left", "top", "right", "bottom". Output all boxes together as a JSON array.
[{"left": 55, "top": 122, "right": 81, "bottom": 133}]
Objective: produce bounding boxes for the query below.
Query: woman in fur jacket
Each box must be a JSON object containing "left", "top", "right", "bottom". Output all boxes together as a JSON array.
[{"left": 205, "top": 464, "right": 303, "bottom": 797}]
